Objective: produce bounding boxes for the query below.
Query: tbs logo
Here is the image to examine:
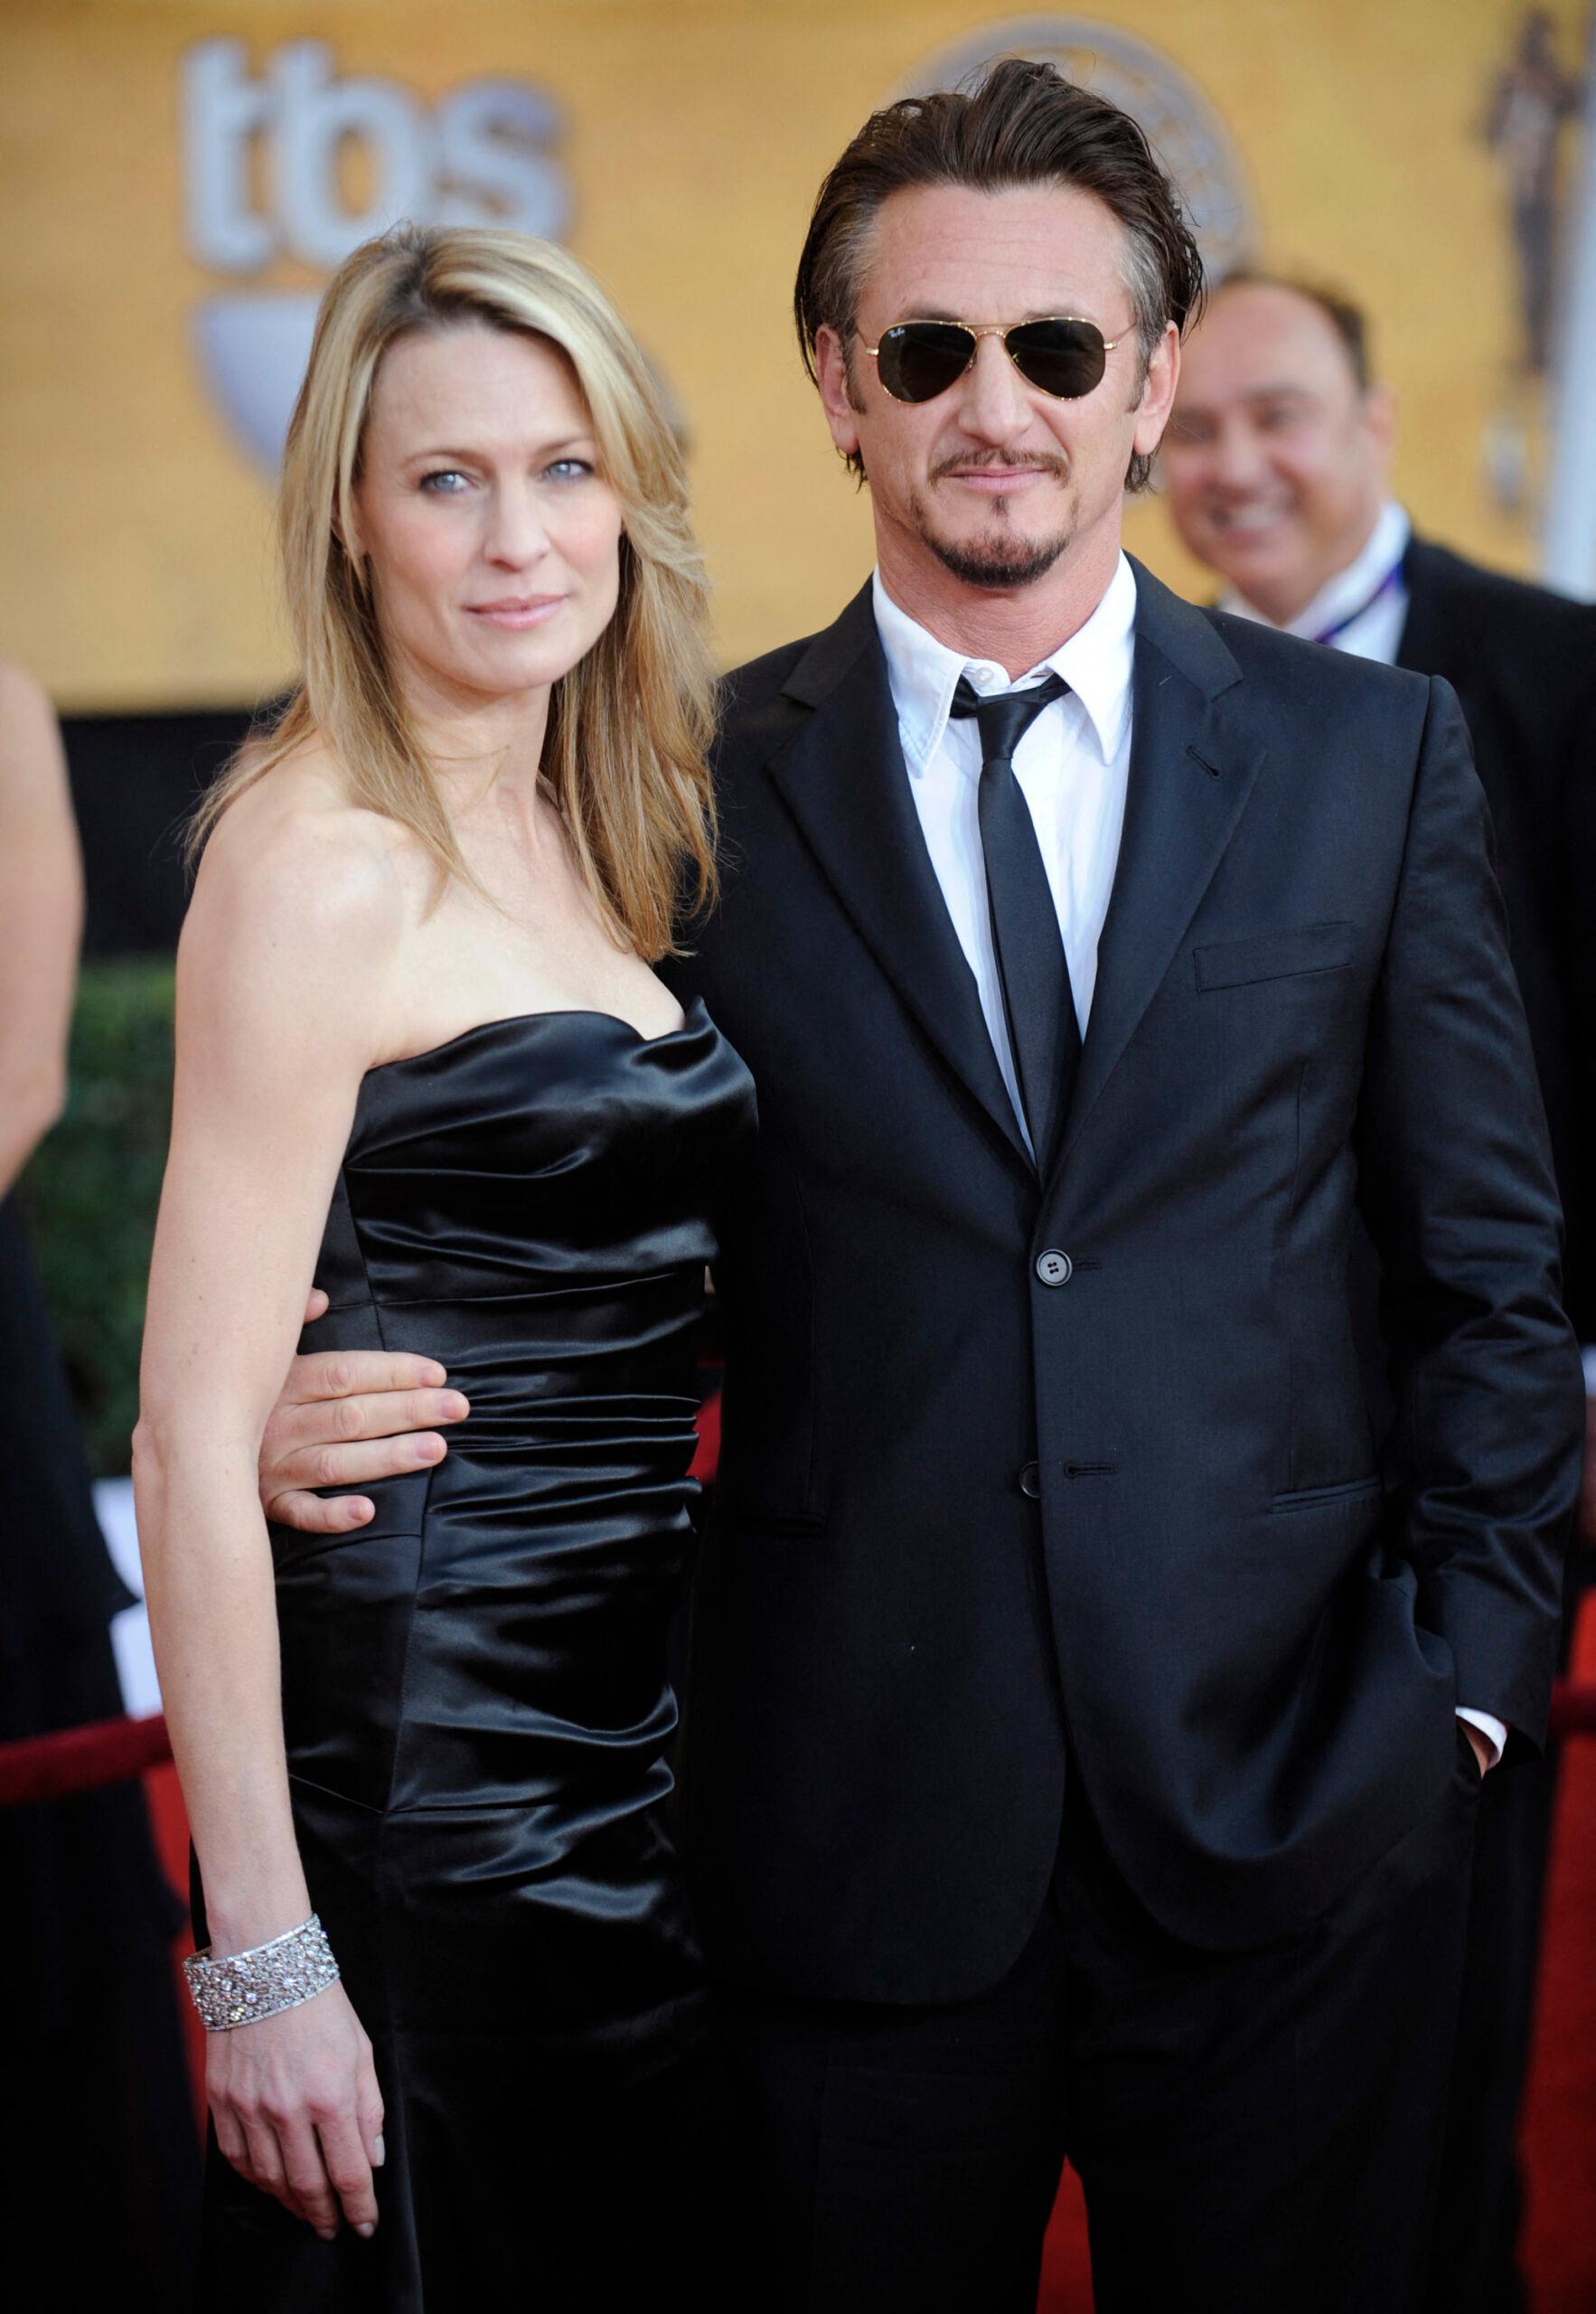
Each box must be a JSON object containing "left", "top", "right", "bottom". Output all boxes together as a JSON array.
[{"left": 183, "top": 41, "right": 572, "bottom": 470}]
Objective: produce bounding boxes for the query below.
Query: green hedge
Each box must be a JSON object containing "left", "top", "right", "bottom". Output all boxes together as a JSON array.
[{"left": 19, "top": 958, "right": 175, "bottom": 1478}]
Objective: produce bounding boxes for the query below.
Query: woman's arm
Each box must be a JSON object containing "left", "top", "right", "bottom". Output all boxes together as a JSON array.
[
  {"left": 0, "top": 663, "right": 83, "bottom": 1197},
  {"left": 135, "top": 793, "right": 402, "bottom": 2241}
]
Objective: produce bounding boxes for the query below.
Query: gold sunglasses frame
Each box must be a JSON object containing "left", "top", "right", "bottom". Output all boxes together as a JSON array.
[{"left": 859, "top": 316, "right": 1133, "bottom": 401}]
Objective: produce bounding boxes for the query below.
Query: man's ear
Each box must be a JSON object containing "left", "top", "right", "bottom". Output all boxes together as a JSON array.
[
  {"left": 1363, "top": 381, "right": 1397, "bottom": 466},
  {"left": 815, "top": 325, "right": 864, "bottom": 462},
  {"left": 1131, "top": 321, "right": 1181, "bottom": 460}
]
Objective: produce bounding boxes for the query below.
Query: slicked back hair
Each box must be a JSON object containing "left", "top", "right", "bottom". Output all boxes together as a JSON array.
[{"left": 793, "top": 56, "right": 1206, "bottom": 491}]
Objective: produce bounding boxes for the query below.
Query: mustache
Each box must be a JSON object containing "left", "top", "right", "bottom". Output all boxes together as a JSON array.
[{"left": 929, "top": 447, "right": 1069, "bottom": 484}]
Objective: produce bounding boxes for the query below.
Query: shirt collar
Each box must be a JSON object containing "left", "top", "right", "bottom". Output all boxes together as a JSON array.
[
  {"left": 1219, "top": 501, "right": 1411, "bottom": 640},
  {"left": 872, "top": 553, "right": 1138, "bottom": 776}
]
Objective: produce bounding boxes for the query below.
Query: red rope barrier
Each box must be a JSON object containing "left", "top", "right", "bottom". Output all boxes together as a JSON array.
[
  {"left": 0, "top": 1709, "right": 174, "bottom": 1807},
  {"left": 1554, "top": 1679, "right": 1596, "bottom": 1735},
  {"left": 0, "top": 1366, "right": 1589, "bottom": 1814},
  {"left": 1, "top": 1678, "right": 1591, "bottom": 1811}
]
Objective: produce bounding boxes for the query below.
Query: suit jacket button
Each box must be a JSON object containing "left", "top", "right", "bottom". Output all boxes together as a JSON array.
[
  {"left": 1019, "top": 1462, "right": 1041, "bottom": 1500},
  {"left": 1036, "top": 1249, "right": 1074, "bottom": 1286}
]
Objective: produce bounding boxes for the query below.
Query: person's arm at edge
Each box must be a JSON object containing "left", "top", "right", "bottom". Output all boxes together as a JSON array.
[
  {"left": 0, "top": 663, "right": 82, "bottom": 1198},
  {"left": 1556, "top": 668, "right": 1596, "bottom": 1542}
]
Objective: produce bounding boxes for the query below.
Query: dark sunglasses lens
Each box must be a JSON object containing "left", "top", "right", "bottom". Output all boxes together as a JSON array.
[
  {"left": 877, "top": 323, "right": 975, "bottom": 402},
  {"left": 1007, "top": 319, "right": 1109, "bottom": 399}
]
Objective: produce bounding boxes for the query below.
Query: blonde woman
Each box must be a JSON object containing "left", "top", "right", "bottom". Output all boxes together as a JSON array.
[{"left": 135, "top": 227, "right": 753, "bottom": 2309}]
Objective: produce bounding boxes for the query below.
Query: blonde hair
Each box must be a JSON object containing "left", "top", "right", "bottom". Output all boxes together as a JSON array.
[{"left": 193, "top": 225, "right": 717, "bottom": 957}]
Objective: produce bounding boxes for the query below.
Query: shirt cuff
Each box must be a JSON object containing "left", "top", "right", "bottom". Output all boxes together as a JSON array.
[{"left": 1456, "top": 1707, "right": 1507, "bottom": 1767}]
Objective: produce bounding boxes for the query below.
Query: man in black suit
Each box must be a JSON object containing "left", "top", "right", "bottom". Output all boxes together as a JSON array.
[
  {"left": 1161, "top": 271, "right": 1596, "bottom": 2314},
  {"left": 258, "top": 66, "right": 1584, "bottom": 2312}
]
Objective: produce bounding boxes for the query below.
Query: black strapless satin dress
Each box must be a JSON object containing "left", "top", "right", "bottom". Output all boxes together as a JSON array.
[{"left": 196, "top": 999, "right": 756, "bottom": 2312}]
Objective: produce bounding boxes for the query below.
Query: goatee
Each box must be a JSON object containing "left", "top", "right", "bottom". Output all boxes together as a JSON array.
[{"left": 926, "top": 524, "right": 1073, "bottom": 590}]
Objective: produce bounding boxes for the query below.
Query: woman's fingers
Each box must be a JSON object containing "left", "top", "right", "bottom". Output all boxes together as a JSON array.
[
  {"left": 279, "top": 2120, "right": 343, "bottom": 2242},
  {"left": 240, "top": 2116, "right": 289, "bottom": 2207},
  {"left": 356, "top": 2055, "right": 385, "bottom": 2169},
  {"left": 317, "top": 2108, "right": 380, "bottom": 2236},
  {"left": 212, "top": 2114, "right": 250, "bottom": 2174},
  {"left": 206, "top": 1986, "right": 382, "bottom": 2238}
]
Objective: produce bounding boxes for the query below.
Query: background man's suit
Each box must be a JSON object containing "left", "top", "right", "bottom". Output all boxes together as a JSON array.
[
  {"left": 1394, "top": 531, "right": 1596, "bottom": 2314},
  {"left": 665, "top": 563, "right": 1582, "bottom": 2309},
  {"left": 1396, "top": 533, "right": 1596, "bottom": 1341}
]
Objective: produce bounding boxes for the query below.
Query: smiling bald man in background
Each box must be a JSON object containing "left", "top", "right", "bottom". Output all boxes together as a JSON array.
[{"left": 1161, "top": 270, "right": 1596, "bottom": 2314}]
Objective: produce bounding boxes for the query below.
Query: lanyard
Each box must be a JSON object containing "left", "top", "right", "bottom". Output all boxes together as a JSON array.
[{"left": 1310, "top": 560, "right": 1404, "bottom": 649}]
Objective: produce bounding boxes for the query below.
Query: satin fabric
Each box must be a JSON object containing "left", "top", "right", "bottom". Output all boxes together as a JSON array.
[{"left": 197, "top": 1000, "right": 756, "bottom": 2311}]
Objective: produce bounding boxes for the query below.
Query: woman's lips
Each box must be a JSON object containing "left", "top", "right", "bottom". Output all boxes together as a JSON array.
[{"left": 465, "top": 597, "right": 567, "bottom": 629}]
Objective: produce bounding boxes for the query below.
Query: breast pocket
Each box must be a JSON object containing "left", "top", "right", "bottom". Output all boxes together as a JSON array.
[{"left": 1194, "top": 921, "right": 1354, "bottom": 992}]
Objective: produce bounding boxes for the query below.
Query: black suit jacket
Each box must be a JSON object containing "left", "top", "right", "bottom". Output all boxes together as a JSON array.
[
  {"left": 1398, "top": 533, "right": 1596, "bottom": 1340},
  {"left": 669, "top": 562, "right": 1583, "bottom": 2003}
]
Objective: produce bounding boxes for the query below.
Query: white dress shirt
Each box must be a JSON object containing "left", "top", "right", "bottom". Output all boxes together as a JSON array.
[
  {"left": 872, "top": 553, "right": 1137, "bottom": 1154},
  {"left": 1211, "top": 503, "right": 1509, "bottom": 1768}
]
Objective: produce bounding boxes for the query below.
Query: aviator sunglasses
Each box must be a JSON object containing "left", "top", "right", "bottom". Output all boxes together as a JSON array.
[{"left": 861, "top": 316, "right": 1131, "bottom": 405}]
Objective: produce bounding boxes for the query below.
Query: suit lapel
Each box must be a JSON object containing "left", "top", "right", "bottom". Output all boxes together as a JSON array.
[
  {"left": 764, "top": 584, "right": 1032, "bottom": 1170},
  {"left": 1056, "top": 564, "right": 1265, "bottom": 1171},
  {"left": 759, "top": 568, "right": 1266, "bottom": 1182}
]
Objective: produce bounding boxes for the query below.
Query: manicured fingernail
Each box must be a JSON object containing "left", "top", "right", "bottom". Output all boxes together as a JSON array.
[
  {"left": 373, "top": 2135, "right": 385, "bottom": 2166},
  {"left": 357, "top": 2223, "right": 376, "bottom": 2239},
  {"left": 416, "top": 1438, "right": 445, "bottom": 1463},
  {"left": 444, "top": 1394, "right": 469, "bottom": 1420},
  {"left": 318, "top": 2229, "right": 337, "bottom": 2243},
  {"left": 350, "top": 1500, "right": 374, "bottom": 1522}
]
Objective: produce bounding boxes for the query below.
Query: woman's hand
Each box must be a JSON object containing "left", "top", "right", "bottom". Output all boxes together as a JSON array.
[{"left": 208, "top": 1980, "right": 385, "bottom": 2240}]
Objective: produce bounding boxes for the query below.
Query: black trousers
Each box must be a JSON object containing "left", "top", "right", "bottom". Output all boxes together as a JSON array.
[
  {"left": 715, "top": 1736, "right": 1482, "bottom": 2314},
  {"left": 1424, "top": 1737, "right": 1561, "bottom": 2314}
]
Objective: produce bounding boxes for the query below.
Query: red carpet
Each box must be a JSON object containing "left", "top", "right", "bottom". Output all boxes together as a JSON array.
[
  {"left": 1038, "top": 1592, "right": 1596, "bottom": 2310},
  {"left": 143, "top": 1605, "right": 1596, "bottom": 2304},
  {"left": 1519, "top": 1594, "right": 1596, "bottom": 2314}
]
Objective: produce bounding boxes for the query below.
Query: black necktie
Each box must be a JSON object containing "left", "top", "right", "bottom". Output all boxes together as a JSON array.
[{"left": 948, "top": 672, "right": 1080, "bottom": 1171}]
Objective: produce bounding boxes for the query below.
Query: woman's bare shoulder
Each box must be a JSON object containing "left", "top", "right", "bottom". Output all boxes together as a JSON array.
[
  {"left": 183, "top": 748, "right": 436, "bottom": 1058},
  {"left": 195, "top": 736, "right": 427, "bottom": 946}
]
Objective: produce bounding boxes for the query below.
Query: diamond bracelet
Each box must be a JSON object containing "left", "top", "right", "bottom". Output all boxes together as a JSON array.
[{"left": 183, "top": 1914, "right": 341, "bottom": 2033}]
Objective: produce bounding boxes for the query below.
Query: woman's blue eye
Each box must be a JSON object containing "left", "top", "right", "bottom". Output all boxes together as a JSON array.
[
  {"left": 545, "top": 458, "right": 595, "bottom": 483},
  {"left": 419, "top": 470, "right": 471, "bottom": 494}
]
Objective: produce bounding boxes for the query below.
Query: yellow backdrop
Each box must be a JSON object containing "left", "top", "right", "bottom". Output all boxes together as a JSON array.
[{"left": 0, "top": 0, "right": 1579, "bottom": 711}]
